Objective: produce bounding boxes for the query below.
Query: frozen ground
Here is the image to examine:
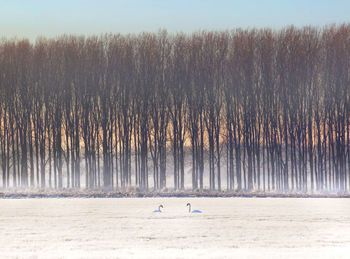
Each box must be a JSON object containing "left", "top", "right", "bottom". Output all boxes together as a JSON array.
[{"left": 0, "top": 198, "right": 350, "bottom": 258}]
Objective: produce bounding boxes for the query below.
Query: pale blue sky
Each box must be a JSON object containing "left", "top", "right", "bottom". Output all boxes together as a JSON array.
[{"left": 0, "top": 0, "right": 349, "bottom": 40}]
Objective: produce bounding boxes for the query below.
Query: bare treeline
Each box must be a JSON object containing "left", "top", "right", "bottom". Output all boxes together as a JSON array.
[{"left": 0, "top": 25, "right": 349, "bottom": 193}]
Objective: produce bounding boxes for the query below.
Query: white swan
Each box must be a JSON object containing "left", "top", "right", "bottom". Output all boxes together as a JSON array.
[
  {"left": 153, "top": 204, "right": 163, "bottom": 213},
  {"left": 187, "top": 203, "right": 202, "bottom": 213}
]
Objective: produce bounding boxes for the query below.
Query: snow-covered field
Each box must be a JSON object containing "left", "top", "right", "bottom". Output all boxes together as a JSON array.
[{"left": 1, "top": 198, "right": 350, "bottom": 258}]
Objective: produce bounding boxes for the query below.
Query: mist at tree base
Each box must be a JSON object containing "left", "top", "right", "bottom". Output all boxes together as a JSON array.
[{"left": 0, "top": 24, "right": 349, "bottom": 194}]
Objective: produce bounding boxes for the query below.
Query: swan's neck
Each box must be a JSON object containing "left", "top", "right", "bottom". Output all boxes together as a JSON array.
[
  {"left": 188, "top": 204, "right": 191, "bottom": 212},
  {"left": 158, "top": 206, "right": 162, "bottom": 211}
]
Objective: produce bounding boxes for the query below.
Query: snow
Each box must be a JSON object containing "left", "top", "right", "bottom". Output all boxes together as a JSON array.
[{"left": 0, "top": 198, "right": 350, "bottom": 258}]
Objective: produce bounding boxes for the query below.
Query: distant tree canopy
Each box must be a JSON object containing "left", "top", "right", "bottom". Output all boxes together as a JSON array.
[{"left": 0, "top": 25, "right": 349, "bottom": 193}]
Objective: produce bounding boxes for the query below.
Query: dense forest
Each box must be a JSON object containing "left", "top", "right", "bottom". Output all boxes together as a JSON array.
[{"left": 0, "top": 24, "right": 349, "bottom": 193}]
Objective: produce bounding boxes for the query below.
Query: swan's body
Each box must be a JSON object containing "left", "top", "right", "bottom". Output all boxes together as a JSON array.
[
  {"left": 187, "top": 203, "right": 202, "bottom": 213},
  {"left": 153, "top": 205, "right": 163, "bottom": 213}
]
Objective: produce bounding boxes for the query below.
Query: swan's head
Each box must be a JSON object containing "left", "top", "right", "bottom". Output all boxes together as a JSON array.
[
  {"left": 159, "top": 205, "right": 163, "bottom": 208},
  {"left": 186, "top": 203, "right": 191, "bottom": 207}
]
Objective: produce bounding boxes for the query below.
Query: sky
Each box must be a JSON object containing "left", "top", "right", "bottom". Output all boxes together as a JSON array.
[{"left": 0, "top": 0, "right": 349, "bottom": 40}]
